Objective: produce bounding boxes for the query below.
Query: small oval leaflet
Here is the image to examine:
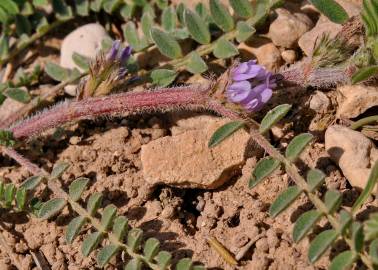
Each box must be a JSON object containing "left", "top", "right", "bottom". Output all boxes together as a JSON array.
[
  {"left": 143, "top": 237, "right": 160, "bottom": 261},
  {"left": 230, "top": 0, "right": 254, "bottom": 18},
  {"left": 162, "top": 6, "right": 177, "bottom": 32},
  {"left": 151, "top": 69, "right": 177, "bottom": 87},
  {"left": 236, "top": 21, "right": 256, "bottom": 43},
  {"left": 81, "top": 231, "right": 103, "bottom": 256},
  {"left": 187, "top": 51, "right": 208, "bottom": 74},
  {"left": 249, "top": 157, "right": 281, "bottom": 188},
  {"left": 329, "top": 250, "right": 357, "bottom": 270},
  {"left": 150, "top": 28, "right": 182, "bottom": 59},
  {"left": 66, "top": 216, "right": 87, "bottom": 244},
  {"left": 269, "top": 186, "right": 302, "bottom": 217},
  {"left": 45, "top": 62, "right": 70, "bottom": 82},
  {"left": 285, "top": 133, "right": 313, "bottom": 162},
  {"left": 309, "top": 0, "right": 348, "bottom": 24},
  {"left": 4, "top": 88, "right": 31, "bottom": 104},
  {"left": 100, "top": 204, "right": 117, "bottom": 230},
  {"left": 324, "top": 190, "right": 342, "bottom": 214},
  {"left": 259, "top": 104, "right": 292, "bottom": 134},
  {"left": 15, "top": 187, "right": 26, "bottom": 211},
  {"left": 176, "top": 258, "right": 193, "bottom": 270},
  {"left": 213, "top": 38, "right": 239, "bottom": 59},
  {"left": 155, "top": 251, "right": 172, "bottom": 270},
  {"left": 127, "top": 228, "right": 143, "bottom": 251},
  {"left": 38, "top": 198, "right": 66, "bottom": 220},
  {"left": 364, "top": 213, "right": 378, "bottom": 241},
  {"left": 69, "top": 177, "right": 89, "bottom": 202},
  {"left": 209, "top": 0, "right": 234, "bottom": 32},
  {"left": 87, "top": 192, "right": 103, "bottom": 216},
  {"left": 306, "top": 169, "right": 325, "bottom": 192},
  {"left": 308, "top": 229, "right": 338, "bottom": 263},
  {"left": 184, "top": 9, "right": 211, "bottom": 44},
  {"left": 208, "top": 121, "right": 245, "bottom": 148},
  {"left": 51, "top": 161, "right": 70, "bottom": 179},
  {"left": 293, "top": 210, "right": 322, "bottom": 243},
  {"left": 20, "top": 175, "right": 44, "bottom": 191},
  {"left": 97, "top": 245, "right": 120, "bottom": 267},
  {"left": 124, "top": 258, "right": 142, "bottom": 270},
  {"left": 112, "top": 216, "right": 129, "bottom": 241},
  {"left": 351, "top": 222, "right": 364, "bottom": 252},
  {"left": 370, "top": 239, "right": 378, "bottom": 265}
]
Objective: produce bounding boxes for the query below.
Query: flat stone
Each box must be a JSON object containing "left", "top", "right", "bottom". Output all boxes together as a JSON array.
[
  {"left": 325, "top": 125, "right": 378, "bottom": 189},
  {"left": 141, "top": 118, "right": 251, "bottom": 189},
  {"left": 336, "top": 85, "right": 378, "bottom": 119}
]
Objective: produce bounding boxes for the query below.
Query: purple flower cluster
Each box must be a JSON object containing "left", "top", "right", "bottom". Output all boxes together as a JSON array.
[
  {"left": 227, "top": 60, "right": 277, "bottom": 112},
  {"left": 107, "top": 40, "right": 132, "bottom": 65}
]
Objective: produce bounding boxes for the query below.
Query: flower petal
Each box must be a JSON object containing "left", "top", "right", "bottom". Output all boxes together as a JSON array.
[
  {"left": 259, "top": 88, "right": 272, "bottom": 103},
  {"left": 232, "top": 63, "right": 262, "bottom": 81},
  {"left": 227, "top": 81, "right": 252, "bottom": 103}
]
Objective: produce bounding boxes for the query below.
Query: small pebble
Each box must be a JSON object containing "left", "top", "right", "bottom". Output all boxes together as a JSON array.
[
  {"left": 255, "top": 238, "right": 269, "bottom": 253},
  {"left": 281, "top": 50, "right": 297, "bottom": 64}
]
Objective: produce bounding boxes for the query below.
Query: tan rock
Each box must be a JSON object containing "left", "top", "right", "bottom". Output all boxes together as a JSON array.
[
  {"left": 268, "top": 8, "right": 313, "bottom": 48},
  {"left": 141, "top": 118, "right": 252, "bottom": 189},
  {"left": 281, "top": 50, "right": 297, "bottom": 64},
  {"left": 336, "top": 85, "right": 378, "bottom": 119},
  {"left": 325, "top": 125, "right": 378, "bottom": 189},
  {"left": 239, "top": 38, "right": 282, "bottom": 71},
  {"left": 298, "top": 0, "right": 360, "bottom": 55},
  {"left": 0, "top": 97, "right": 24, "bottom": 123}
]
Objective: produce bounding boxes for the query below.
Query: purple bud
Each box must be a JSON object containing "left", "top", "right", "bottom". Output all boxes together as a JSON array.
[
  {"left": 119, "top": 46, "right": 132, "bottom": 65},
  {"left": 227, "top": 61, "right": 277, "bottom": 112},
  {"left": 107, "top": 40, "right": 121, "bottom": 61}
]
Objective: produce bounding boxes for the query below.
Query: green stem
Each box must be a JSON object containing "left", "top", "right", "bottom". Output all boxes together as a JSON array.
[{"left": 350, "top": 115, "right": 378, "bottom": 130}]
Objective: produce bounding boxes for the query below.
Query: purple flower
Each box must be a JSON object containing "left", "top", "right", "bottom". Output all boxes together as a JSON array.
[
  {"left": 227, "top": 60, "right": 277, "bottom": 112},
  {"left": 107, "top": 40, "right": 132, "bottom": 64}
]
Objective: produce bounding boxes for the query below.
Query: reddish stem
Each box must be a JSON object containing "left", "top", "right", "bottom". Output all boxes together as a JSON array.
[{"left": 11, "top": 86, "right": 212, "bottom": 140}]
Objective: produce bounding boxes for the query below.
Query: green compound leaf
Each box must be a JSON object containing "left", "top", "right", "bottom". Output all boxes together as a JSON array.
[
  {"left": 39, "top": 198, "right": 66, "bottom": 220},
  {"left": 324, "top": 190, "right": 342, "bottom": 214},
  {"left": 155, "top": 251, "right": 172, "bottom": 270},
  {"left": 144, "top": 237, "right": 160, "bottom": 261},
  {"left": 122, "top": 22, "right": 148, "bottom": 52},
  {"left": 15, "top": 187, "right": 26, "bottom": 211},
  {"left": 307, "top": 169, "right": 325, "bottom": 192},
  {"left": 112, "top": 216, "right": 129, "bottom": 241},
  {"left": 293, "top": 210, "right": 322, "bottom": 242},
  {"left": 20, "top": 176, "right": 44, "bottom": 191},
  {"left": 269, "top": 186, "right": 301, "bottom": 217},
  {"left": 184, "top": 9, "right": 211, "bottom": 44},
  {"left": 351, "top": 66, "right": 378, "bottom": 84},
  {"left": 4, "top": 88, "right": 31, "bottom": 103},
  {"left": 329, "top": 250, "right": 357, "bottom": 270},
  {"left": 97, "top": 245, "right": 120, "bottom": 267},
  {"left": 0, "top": 130, "right": 15, "bottom": 147},
  {"left": 45, "top": 62, "right": 70, "bottom": 82},
  {"left": 0, "top": 0, "right": 19, "bottom": 15},
  {"left": 101, "top": 204, "right": 117, "bottom": 230},
  {"left": 213, "top": 38, "right": 239, "bottom": 59},
  {"left": 365, "top": 213, "right": 378, "bottom": 241},
  {"left": 150, "top": 28, "right": 182, "bottom": 59},
  {"left": 75, "top": 0, "right": 90, "bottom": 16},
  {"left": 51, "top": 162, "right": 70, "bottom": 179},
  {"left": 4, "top": 183, "right": 16, "bottom": 208},
  {"left": 69, "top": 177, "right": 89, "bottom": 202},
  {"left": 151, "top": 69, "right": 177, "bottom": 87},
  {"left": 124, "top": 258, "right": 142, "bottom": 270},
  {"left": 87, "top": 192, "right": 103, "bottom": 216},
  {"left": 66, "top": 216, "right": 87, "bottom": 244},
  {"left": 127, "top": 228, "right": 143, "bottom": 251},
  {"left": 370, "top": 239, "right": 378, "bottom": 265},
  {"left": 352, "top": 222, "right": 364, "bottom": 252},
  {"left": 259, "top": 104, "right": 292, "bottom": 134},
  {"left": 186, "top": 51, "right": 208, "bottom": 74},
  {"left": 249, "top": 157, "right": 281, "bottom": 188},
  {"left": 285, "top": 133, "right": 313, "bottom": 162},
  {"left": 309, "top": 0, "right": 348, "bottom": 24},
  {"left": 209, "top": 0, "right": 234, "bottom": 32},
  {"left": 208, "top": 121, "right": 245, "bottom": 148},
  {"left": 308, "top": 229, "right": 338, "bottom": 263},
  {"left": 162, "top": 6, "right": 177, "bottom": 32},
  {"left": 72, "top": 52, "right": 90, "bottom": 71},
  {"left": 352, "top": 160, "right": 378, "bottom": 212},
  {"left": 52, "top": 0, "right": 73, "bottom": 20},
  {"left": 82, "top": 232, "right": 103, "bottom": 256},
  {"left": 230, "top": 0, "right": 254, "bottom": 18},
  {"left": 236, "top": 21, "right": 256, "bottom": 43}
]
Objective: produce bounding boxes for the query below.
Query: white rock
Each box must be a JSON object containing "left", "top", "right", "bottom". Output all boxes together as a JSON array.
[
  {"left": 309, "top": 91, "right": 330, "bottom": 113},
  {"left": 268, "top": 8, "right": 313, "bottom": 49},
  {"left": 60, "top": 23, "right": 109, "bottom": 96},
  {"left": 336, "top": 85, "right": 378, "bottom": 119},
  {"left": 325, "top": 125, "right": 378, "bottom": 189},
  {"left": 298, "top": 0, "right": 360, "bottom": 56}
]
